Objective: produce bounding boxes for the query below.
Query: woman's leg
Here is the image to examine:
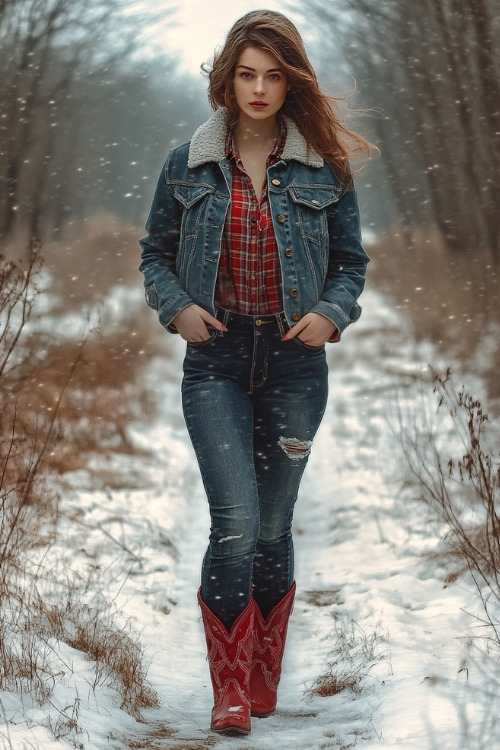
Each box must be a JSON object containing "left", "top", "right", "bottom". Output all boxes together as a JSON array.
[
  {"left": 252, "top": 341, "right": 329, "bottom": 617},
  {"left": 182, "top": 345, "right": 260, "bottom": 630}
]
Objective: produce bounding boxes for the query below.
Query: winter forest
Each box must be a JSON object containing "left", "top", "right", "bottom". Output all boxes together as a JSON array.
[{"left": 1, "top": 0, "right": 499, "bottom": 748}]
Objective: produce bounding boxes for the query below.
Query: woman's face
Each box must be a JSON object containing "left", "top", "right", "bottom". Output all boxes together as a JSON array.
[{"left": 232, "top": 46, "right": 289, "bottom": 123}]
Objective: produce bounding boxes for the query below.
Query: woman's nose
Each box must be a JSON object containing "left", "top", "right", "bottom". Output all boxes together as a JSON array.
[{"left": 254, "top": 77, "right": 265, "bottom": 94}]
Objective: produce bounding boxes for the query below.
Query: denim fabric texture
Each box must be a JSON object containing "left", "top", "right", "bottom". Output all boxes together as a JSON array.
[
  {"left": 139, "top": 108, "right": 369, "bottom": 340},
  {"left": 181, "top": 309, "right": 329, "bottom": 627}
]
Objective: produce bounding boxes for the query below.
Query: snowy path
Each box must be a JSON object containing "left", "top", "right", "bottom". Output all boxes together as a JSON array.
[{"left": 3, "top": 289, "right": 494, "bottom": 750}]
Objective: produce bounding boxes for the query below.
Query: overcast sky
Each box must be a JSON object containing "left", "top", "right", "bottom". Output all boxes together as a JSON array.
[{"left": 153, "top": 1, "right": 312, "bottom": 75}]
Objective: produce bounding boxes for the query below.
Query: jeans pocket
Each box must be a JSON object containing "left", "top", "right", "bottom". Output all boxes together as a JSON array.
[
  {"left": 292, "top": 336, "right": 325, "bottom": 352},
  {"left": 186, "top": 326, "right": 219, "bottom": 347}
]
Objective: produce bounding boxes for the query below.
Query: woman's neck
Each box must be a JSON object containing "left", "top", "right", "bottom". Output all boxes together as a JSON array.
[{"left": 234, "top": 114, "right": 279, "bottom": 151}]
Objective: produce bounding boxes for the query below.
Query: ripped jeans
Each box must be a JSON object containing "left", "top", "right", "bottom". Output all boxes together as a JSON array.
[{"left": 182, "top": 308, "right": 329, "bottom": 629}]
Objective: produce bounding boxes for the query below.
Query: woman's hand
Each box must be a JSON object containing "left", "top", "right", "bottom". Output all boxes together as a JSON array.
[
  {"left": 282, "top": 312, "right": 338, "bottom": 346},
  {"left": 171, "top": 305, "right": 227, "bottom": 343}
]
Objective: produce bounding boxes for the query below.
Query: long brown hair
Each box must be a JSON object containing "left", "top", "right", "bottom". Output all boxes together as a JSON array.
[{"left": 207, "top": 10, "right": 372, "bottom": 183}]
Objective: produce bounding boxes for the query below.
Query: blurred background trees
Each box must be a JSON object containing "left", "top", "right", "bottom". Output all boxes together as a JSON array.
[
  {"left": 2, "top": 0, "right": 498, "bottom": 259},
  {"left": 0, "top": 0, "right": 208, "bottom": 246},
  {"left": 300, "top": 0, "right": 500, "bottom": 260}
]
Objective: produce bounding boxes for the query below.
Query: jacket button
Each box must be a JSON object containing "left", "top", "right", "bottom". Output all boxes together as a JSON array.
[
  {"left": 292, "top": 313, "right": 300, "bottom": 321},
  {"left": 277, "top": 214, "right": 286, "bottom": 223},
  {"left": 311, "top": 199, "right": 320, "bottom": 205},
  {"left": 285, "top": 248, "right": 293, "bottom": 257},
  {"left": 289, "top": 288, "right": 298, "bottom": 298},
  {"left": 272, "top": 178, "right": 281, "bottom": 186}
]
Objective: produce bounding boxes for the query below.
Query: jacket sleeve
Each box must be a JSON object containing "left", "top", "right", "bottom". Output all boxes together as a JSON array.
[
  {"left": 310, "top": 181, "right": 369, "bottom": 340},
  {"left": 138, "top": 155, "right": 195, "bottom": 332}
]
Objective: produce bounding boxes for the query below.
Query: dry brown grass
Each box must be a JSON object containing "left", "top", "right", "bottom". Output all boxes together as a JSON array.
[
  {"left": 0, "top": 566, "right": 160, "bottom": 724},
  {"left": 307, "top": 616, "right": 385, "bottom": 698},
  {"left": 304, "top": 589, "right": 344, "bottom": 608},
  {"left": 2, "top": 218, "right": 166, "bottom": 486},
  {"left": 0, "top": 220, "right": 166, "bottom": 732},
  {"left": 128, "top": 732, "right": 217, "bottom": 750},
  {"left": 367, "top": 229, "right": 500, "bottom": 399},
  {"left": 5, "top": 214, "right": 143, "bottom": 311},
  {"left": 37, "top": 587, "right": 159, "bottom": 716},
  {"left": 14, "top": 319, "right": 158, "bottom": 480}
]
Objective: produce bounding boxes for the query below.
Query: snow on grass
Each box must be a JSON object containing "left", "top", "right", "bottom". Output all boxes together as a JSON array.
[{"left": 2, "top": 289, "right": 499, "bottom": 749}]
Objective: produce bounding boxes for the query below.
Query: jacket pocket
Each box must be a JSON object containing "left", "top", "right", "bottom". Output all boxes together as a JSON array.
[
  {"left": 289, "top": 186, "right": 343, "bottom": 210},
  {"left": 289, "top": 186, "right": 342, "bottom": 244},
  {"left": 173, "top": 183, "right": 214, "bottom": 209}
]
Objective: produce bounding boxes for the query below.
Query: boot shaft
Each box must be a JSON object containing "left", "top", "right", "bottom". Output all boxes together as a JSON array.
[
  {"left": 250, "top": 581, "right": 296, "bottom": 717},
  {"left": 253, "top": 581, "right": 296, "bottom": 679},
  {"left": 198, "top": 591, "right": 254, "bottom": 689}
]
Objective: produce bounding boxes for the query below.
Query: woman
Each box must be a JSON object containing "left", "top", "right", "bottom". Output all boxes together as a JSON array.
[{"left": 139, "top": 9, "right": 371, "bottom": 736}]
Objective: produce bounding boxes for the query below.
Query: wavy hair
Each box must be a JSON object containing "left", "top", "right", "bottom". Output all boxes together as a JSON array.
[{"left": 206, "top": 9, "right": 372, "bottom": 183}]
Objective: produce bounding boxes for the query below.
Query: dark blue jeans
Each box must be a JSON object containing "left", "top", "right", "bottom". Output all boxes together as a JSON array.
[{"left": 182, "top": 309, "right": 329, "bottom": 628}]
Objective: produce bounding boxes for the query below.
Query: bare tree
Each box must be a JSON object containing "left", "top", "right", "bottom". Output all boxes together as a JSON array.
[
  {"left": 0, "top": 0, "right": 181, "bottom": 246},
  {"left": 296, "top": 0, "right": 500, "bottom": 258}
]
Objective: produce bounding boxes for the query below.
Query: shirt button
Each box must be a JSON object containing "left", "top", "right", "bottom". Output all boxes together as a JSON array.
[
  {"left": 292, "top": 313, "right": 300, "bottom": 321},
  {"left": 277, "top": 214, "right": 286, "bottom": 223},
  {"left": 289, "top": 288, "right": 298, "bottom": 298},
  {"left": 272, "top": 178, "right": 281, "bottom": 186},
  {"left": 311, "top": 199, "right": 320, "bottom": 205},
  {"left": 285, "top": 248, "right": 293, "bottom": 257}
]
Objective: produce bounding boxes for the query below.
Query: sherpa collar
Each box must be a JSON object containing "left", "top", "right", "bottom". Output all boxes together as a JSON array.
[{"left": 187, "top": 107, "right": 324, "bottom": 169}]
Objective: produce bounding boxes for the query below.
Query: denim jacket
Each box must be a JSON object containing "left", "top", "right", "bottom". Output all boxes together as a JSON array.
[{"left": 139, "top": 108, "right": 369, "bottom": 338}]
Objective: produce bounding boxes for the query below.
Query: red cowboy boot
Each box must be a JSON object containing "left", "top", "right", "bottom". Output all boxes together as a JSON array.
[
  {"left": 250, "top": 581, "right": 296, "bottom": 717},
  {"left": 198, "top": 589, "right": 254, "bottom": 735}
]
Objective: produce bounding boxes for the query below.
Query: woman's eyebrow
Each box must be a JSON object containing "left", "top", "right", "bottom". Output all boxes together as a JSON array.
[{"left": 236, "top": 64, "right": 283, "bottom": 73}]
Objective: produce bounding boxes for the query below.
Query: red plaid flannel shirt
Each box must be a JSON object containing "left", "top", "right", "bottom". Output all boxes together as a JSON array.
[{"left": 214, "top": 121, "right": 286, "bottom": 314}]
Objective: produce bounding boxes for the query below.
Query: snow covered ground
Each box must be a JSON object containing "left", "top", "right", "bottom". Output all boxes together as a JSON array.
[{"left": 2, "top": 287, "right": 499, "bottom": 750}]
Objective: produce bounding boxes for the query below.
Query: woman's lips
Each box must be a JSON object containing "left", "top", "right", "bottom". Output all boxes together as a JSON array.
[{"left": 249, "top": 101, "right": 268, "bottom": 110}]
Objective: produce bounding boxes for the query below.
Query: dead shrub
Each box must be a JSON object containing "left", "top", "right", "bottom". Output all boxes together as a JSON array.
[
  {"left": 0, "top": 242, "right": 65, "bottom": 576},
  {"left": 396, "top": 368, "right": 500, "bottom": 643}
]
